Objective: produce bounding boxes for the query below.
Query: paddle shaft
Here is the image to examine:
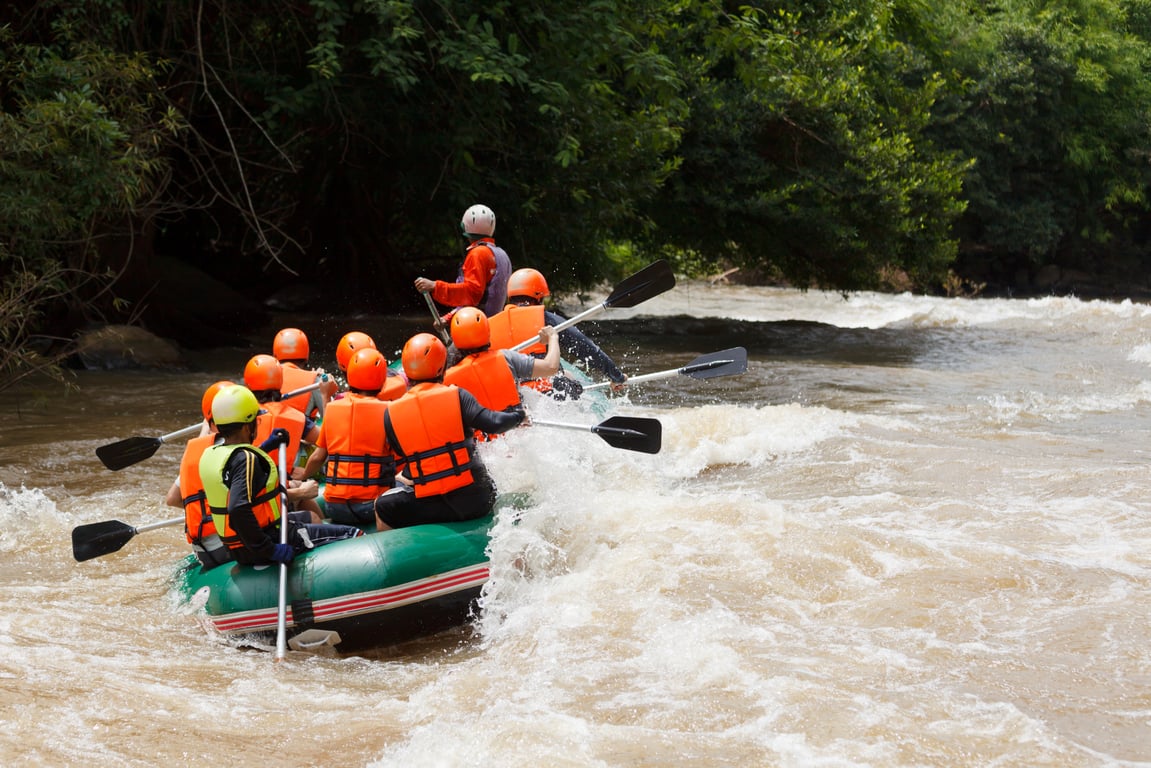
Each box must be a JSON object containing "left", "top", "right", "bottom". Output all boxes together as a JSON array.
[
  {"left": 421, "top": 291, "right": 452, "bottom": 344},
  {"left": 531, "top": 415, "right": 662, "bottom": 454},
  {"left": 585, "top": 360, "right": 735, "bottom": 389},
  {"left": 511, "top": 304, "right": 602, "bottom": 352},
  {"left": 161, "top": 423, "right": 203, "bottom": 443},
  {"left": 510, "top": 260, "right": 675, "bottom": 353},
  {"left": 584, "top": 347, "right": 748, "bottom": 391},
  {"left": 135, "top": 516, "right": 186, "bottom": 534},
  {"left": 275, "top": 444, "right": 289, "bottom": 662}
]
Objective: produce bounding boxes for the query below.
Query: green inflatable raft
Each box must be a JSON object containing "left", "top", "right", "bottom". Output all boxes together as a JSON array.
[{"left": 172, "top": 494, "right": 527, "bottom": 652}]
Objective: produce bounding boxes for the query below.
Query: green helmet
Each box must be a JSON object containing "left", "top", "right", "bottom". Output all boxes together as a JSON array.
[{"left": 211, "top": 385, "right": 260, "bottom": 428}]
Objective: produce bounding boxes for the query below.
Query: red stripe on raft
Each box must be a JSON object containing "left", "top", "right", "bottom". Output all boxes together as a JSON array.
[{"left": 210, "top": 565, "right": 490, "bottom": 634}]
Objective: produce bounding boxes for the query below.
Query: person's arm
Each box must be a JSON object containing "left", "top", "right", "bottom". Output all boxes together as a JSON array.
[
  {"left": 224, "top": 449, "right": 278, "bottom": 561},
  {"left": 302, "top": 415, "right": 320, "bottom": 445},
  {"left": 548, "top": 310, "right": 626, "bottom": 383},
  {"left": 164, "top": 477, "right": 182, "bottom": 508},
  {"left": 529, "top": 325, "right": 560, "bottom": 378},
  {"left": 459, "top": 388, "right": 524, "bottom": 435},
  {"left": 287, "top": 478, "right": 319, "bottom": 503},
  {"left": 297, "top": 445, "right": 327, "bottom": 481},
  {"left": 432, "top": 246, "right": 495, "bottom": 308}
]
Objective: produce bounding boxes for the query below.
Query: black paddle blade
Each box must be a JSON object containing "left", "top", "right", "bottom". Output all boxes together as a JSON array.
[
  {"left": 681, "top": 347, "right": 748, "bottom": 380},
  {"left": 72, "top": 520, "right": 137, "bottom": 562},
  {"left": 96, "top": 436, "right": 162, "bottom": 471},
  {"left": 603, "top": 260, "right": 676, "bottom": 309},
  {"left": 592, "top": 416, "right": 662, "bottom": 454}
]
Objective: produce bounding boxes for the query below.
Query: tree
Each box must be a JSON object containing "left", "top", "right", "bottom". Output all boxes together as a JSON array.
[
  {"left": 0, "top": 24, "right": 177, "bottom": 390},
  {"left": 640, "top": 0, "right": 969, "bottom": 291},
  {"left": 916, "top": 0, "right": 1151, "bottom": 289}
]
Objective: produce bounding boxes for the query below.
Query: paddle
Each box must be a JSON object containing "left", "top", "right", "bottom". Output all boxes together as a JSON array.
[
  {"left": 95, "top": 381, "right": 323, "bottom": 471},
  {"left": 583, "top": 347, "right": 748, "bottom": 391},
  {"left": 531, "top": 415, "right": 662, "bottom": 454},
  {"left": 71, "top": 516, "right": 184, "bottom": 562},
  {"left": 275, "top": 443, "right": 289, "bottom": 662},
  {"left": 510, "top": 260, "right": 676, "bottom": 352},
  {"left": 421, "top": 290, "right": 452, "bottom": 345}
]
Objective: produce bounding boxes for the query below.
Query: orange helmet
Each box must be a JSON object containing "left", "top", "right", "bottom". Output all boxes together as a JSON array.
[
  {"left": 200, "top": 380, "right": 235, "bottom": 421},
  {"left": 450, "top": 307, "right": 490, "bottom": 350},
  {"left": 402, "top": 333, "right": 447, "bottom": 381},
  {"left": 347, "top": 348, "right": 387, "bottom": 391},
  {"left": 507, "top": 268, "right": 550, "bottom": 302},
  {"left": 272, "top": 328, "right": 309, "bottom": 361},
  {"left": 243, "top": 354, "right": 283, "bottom": 391},
  {"left": 336, "top": 331, "right": 377, "bottom": 372}
]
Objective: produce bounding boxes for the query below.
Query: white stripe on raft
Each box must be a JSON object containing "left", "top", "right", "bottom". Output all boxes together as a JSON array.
[{"left": 210, "top": 564, "right": 491, "bottom": 634}]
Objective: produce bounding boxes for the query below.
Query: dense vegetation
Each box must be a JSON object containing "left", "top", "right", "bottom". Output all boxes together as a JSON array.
[{"left": 4, "top": 0, "right": 1151, "bottom": 386}]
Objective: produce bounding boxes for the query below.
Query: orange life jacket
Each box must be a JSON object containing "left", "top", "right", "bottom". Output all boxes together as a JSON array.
[
  {"left": 178, "top": 433, "right": 216, "bottom": 545},
  {"left": 488, "top": 303, "right": 546, "bottom": 354},
  {"left": 378, "top": 373, "right": 407, "bottom": 401},
  {"left": 254, "top": 401, "right": 307, "bottom": 468},
  {"left": 384, "top": 384, "right": 475, "bottom": 498},
  {"left": 443, "top": 350, "right": 521, "bottom": 412},
  {"left": 280, "top": 363, "right": 322, "bottom": 418},
  {"left": 320, "top": 393, "right": 396, "bottom": 503}
]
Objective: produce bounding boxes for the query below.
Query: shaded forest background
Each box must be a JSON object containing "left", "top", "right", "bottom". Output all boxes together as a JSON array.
[{"left": 5, "top": 0, "right": 1151, "bottom": 387}]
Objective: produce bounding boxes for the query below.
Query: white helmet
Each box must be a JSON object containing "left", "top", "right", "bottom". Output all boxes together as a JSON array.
[{"left": 460, "top": 204, "right": 496, "bottom": 237}]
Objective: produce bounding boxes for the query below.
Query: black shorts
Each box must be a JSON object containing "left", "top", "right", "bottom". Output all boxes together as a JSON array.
[
  {"left": 324, "top": 499, "right": 378, "bottom": 526},
  {"left": 374, "top": 482, "right": 495, "bottom": 529}
]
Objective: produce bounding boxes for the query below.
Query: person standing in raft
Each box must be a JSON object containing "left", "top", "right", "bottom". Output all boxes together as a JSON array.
[
  {"left": 488, "top": 267, "right": 628, "bottom": 395},
  {"left": 272, "top": 327, "right": 336, "bottom": 419},
  {"left": 164, "top": 379, "right": 234, "bottom": 569},
  {"left": 199, "top": 385, "right": 362, "bottom": 567},
  {"left": 443, "top": 307, "right": 560, "bottom": 433},
  {"left": 296, "top": 348, "right": 399, "bottom": 527},
  {"left": 374, "top": 333, "right": 525, "bottom": 531},
  {"left": 414, "top": 204, "right": 513, "bottom": 323}
]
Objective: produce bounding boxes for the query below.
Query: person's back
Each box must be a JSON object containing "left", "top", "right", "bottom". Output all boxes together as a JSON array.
[
  {"left": 299, "top": 348, "right": 397, "bottom": 526},
  {"left": 444, "top": 350, "right": 522, "bottom": 413},
  {"left": 374, "top": 333, "right": 526, "bottom": 531},
  {"left": 166, "top": 380, "right": 234, "bottom": 569},
  {"left": 414, "top": 204, "right": 512, "bottom": 318},
  {"left": 273, "top": 328, "right": 331, "bottom": 418},
  {"left": 244, "top": 354, "right": 311, "bottom": 469},
  {"left": 201, "top": 385, "right": 362, "bottom": 566},
  {"left": 320, "top": 394, "right": 393, "bottom": 500},
  {"left": 497, "top": 267, "right": 627, "bottom": 391},
  {"left": 443, "top": 307, "right": 559, "bottom": 421},
  {"left": 385, "top": 382, "right": 474, "bottom": 499},
  {"left": 488, "top": 302, "right": 547, "bottom": 354}
]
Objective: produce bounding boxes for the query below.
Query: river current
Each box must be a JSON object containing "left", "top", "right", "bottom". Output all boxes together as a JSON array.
[{"left": 1, "top": 281, "right": 1150, "bottom": 766}]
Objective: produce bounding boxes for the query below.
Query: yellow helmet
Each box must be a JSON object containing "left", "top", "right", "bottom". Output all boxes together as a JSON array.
[{"left": 211, "top": 385, "right": 260, "bottom": 428}]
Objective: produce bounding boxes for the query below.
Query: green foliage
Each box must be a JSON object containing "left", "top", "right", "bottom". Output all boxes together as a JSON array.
[
  {"left": 640, "top": 1, "right": 970, "bottom": 291},
  {"left": 917, "top": 0, "right": 1151, "bottom": 282},
  {"left": 0, "top": 24, "right": 176, "bottom": 390},
  {"left": 10, "top": 0, "right": 1151, "bottom": 323}
]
